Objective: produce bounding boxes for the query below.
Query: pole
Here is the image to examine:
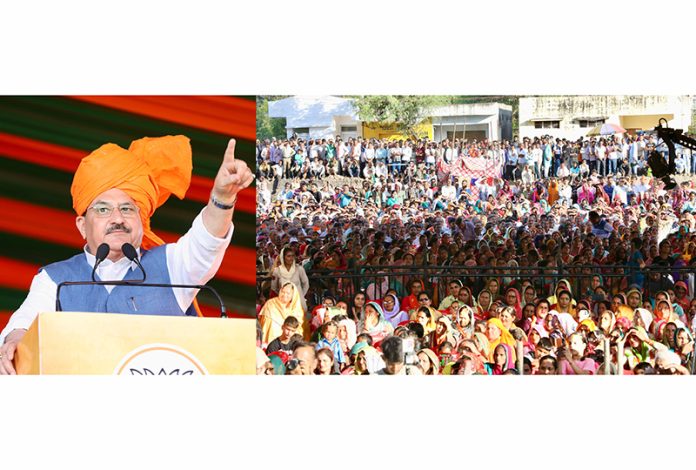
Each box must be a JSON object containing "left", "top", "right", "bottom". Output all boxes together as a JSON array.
[
  {"left": 603, "top": 338, "right": 611, "bottom": 375},
  {"left": 516, "top": 340, "right": 524, "bottom": 375}
]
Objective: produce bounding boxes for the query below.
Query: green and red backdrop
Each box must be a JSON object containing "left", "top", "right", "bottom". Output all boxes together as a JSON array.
[{"left": 0, "top": 96, "right": 257, "bottom": 330}]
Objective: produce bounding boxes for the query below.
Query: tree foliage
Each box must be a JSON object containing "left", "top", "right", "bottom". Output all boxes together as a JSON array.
[
  {"left": 256, "top": 95, "right": 289, "bottom": 140},
  {"left": 352, "top": 95, "right": 453, "bottom": 138}
]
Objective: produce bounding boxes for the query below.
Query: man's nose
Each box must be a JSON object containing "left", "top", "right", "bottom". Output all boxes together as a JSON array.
[{"left": 108, "top": 207, "right": 126, "bottom": 223}]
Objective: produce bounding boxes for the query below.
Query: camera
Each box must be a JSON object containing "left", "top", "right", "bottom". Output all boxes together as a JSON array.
[
  {"left": 403, "top": 338, "right": 419, "bottom": 366},
  {"left": 286, "top": 358, "right": 301, "bottom": 372}
]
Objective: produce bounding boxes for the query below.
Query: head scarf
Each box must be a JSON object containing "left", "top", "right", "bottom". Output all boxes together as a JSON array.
[
  {"left": 259, "top": 282, "right": 305, "bottom": 344},
  {"left": 277, "top": 246, "right": 297, "bottom": 278},
  {"left": 578, "top": 318, "right": 597, "bottom": 332},
  {"left": 434, "top": 316, "right": 456, "bottom": 350},
  {"left": 365, "top": 301, "right": 386, "bottom": 321},
  {"left": 674, "top": 281, "right": 691, "bottom": 312},
  {"left": 268, "top": 353, "right": 287, "bottom": 375},
  {"left": 626, "top": 288, "right": 643, "bottom": 307},
  {"left": 615, "top": 316, "right": 632, "bottom": 331},
  {"left": 382, "top": 293, "right": 403, "bottom": 319},
  {"left": 633, "top": 308, "right": 654, "bottom": 331},
  {"left": 350, "top": 341, "right": 369, "bottom": 356},
  {"left": 477, "top": 289, "right": 494, "bottom": 316},
  {"left": 338, "top": 318, "right": 358, "bottom": 351},
  {"left": 456, "top": 305, "right": 476, "bottom": 337},
  {"left": 71, "top": 135, "right": 192, "bottom": 250},
  {"left": 615, "top": 304, "right": 635, "bottom": 321},
  {"left": 486, "top": 317, "right": 516, "bottom": 358},
  {"left": 548, "top": 279, "right": 574, "bottom": 305},
  {"left": 459, "top": 286, "right": 477, "bottom": 308},
  {"left": 674, "top": 327, "right": 694, "bottom": 352},
  {"left": 523, "top": 285, "right": 537, "bottom": 307},
  {"left": 418, "top": 348, "right": 440, "bottom": 375},
  {"left": 491, "top": 343, "right": 517, "bottom": 374},
  {"left": 655, "top": 299, "right": 678, "bottom": 323},
  {"left": 505, "top": 287, "right": 523, "bottom": 320},
  {"left": 362, "top": 301, "right": 393, "bottom": 343},
  {"left": 473, "top": 332, "right": 491, "bottom": 360},
  {"left": 549, "top": 310, "right": 578, "bottom": 336}
]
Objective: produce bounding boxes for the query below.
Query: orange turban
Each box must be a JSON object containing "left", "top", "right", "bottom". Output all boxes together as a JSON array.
[{"left": 71, "top": 135, "right": 192, "bottom": 250}]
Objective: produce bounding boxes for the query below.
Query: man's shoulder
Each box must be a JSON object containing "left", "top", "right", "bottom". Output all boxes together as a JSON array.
[{"left": 42, "top": 252, "right": 88, "bottom": 272}]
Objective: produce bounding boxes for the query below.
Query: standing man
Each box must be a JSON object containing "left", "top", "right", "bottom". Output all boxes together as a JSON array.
[{"left": 0, "top": 136, "right": 254, "bottom": 375}]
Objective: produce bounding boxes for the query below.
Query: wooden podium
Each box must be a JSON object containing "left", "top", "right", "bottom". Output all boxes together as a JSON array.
[{"left": 15, "top": 311, "right": 255, "bottom": 375}]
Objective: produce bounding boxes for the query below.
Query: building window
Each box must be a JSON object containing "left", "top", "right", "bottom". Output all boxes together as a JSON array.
[
  {"left": 341, "top": 126, "right": 357, "bottom": 133},
  {"left": 292, "top": 127, "right": 310, "bottom": 138},
  {"left": 578, "top": 119, "right": 605, "bottom": 128},
  {"left": 534, "top": 121, "right": 560, "bottom": 129}
]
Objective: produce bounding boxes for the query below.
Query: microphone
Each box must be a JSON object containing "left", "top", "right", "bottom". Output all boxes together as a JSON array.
[
  {"left": 91, "top": 243, "right": 111, "bottom": 282},
  {"left": 121, "top": 243, "right": 146, "bottom": 282},
  {"left": 56, "top": 243, "right": 227, "bottom": 317}
]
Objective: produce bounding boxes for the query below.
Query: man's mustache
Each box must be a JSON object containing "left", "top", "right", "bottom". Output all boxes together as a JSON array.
[{"left": 106, "top": 223, "right": 131, "bottom": 235}]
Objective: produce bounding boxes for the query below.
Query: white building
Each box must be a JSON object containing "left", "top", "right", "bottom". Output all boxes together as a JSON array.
[
  {"left": 519, "top": 95, "right": 693, "bottom": 140},
  {"left": 430, "top": 102, "right": 513, "bottom": 142},
  {"left": 268, "top": 95, "right": 360, "bottom": 140}
]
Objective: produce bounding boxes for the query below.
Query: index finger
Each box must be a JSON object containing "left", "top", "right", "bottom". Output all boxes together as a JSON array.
[{"left": 224, "top": 139, "right": 236, "bottom": 163}]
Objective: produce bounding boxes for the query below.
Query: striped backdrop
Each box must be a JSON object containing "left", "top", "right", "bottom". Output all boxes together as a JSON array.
[{"left": 0, "top": 96, "right": 257, "bottom": 331}]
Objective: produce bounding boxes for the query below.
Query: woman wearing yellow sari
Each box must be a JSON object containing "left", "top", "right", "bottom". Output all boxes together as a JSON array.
[
  {"left": 485, "top": 317, "right": 516, "bottom": 361},
  {"left": 258, "top": 282, "right": 306, "bottom": 344}
]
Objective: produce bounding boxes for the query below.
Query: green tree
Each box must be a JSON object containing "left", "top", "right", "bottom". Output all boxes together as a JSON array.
[
  {"left": 256, "top": 95, "right": 288, "bottom": 140},
  {"left": 352, "top": 95, "right": 453, "bottom": 139}
]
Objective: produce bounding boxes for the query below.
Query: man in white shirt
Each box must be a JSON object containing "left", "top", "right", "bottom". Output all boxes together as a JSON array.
[
  {"left": 0, "top": 137, "right": 254, "bottom": 375},
  {"left": 441, "top": 178, "right": 457, "bottom": 203},
  {"left": 402, "top": 141, "right": 413, "bottom": 167}
]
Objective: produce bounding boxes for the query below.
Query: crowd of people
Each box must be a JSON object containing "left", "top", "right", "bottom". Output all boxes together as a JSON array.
[
  {"left": 256, "top": 132, "right": 695, "bottom": 187},
  {"left": 255, "top": 132, "right": 696, "bottom": 375}
]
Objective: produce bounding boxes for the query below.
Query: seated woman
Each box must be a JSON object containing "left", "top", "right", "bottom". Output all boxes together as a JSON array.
[
  {"left": 558, "top": 332, "right": 598, "bottom": 375},
  {"left": 357, "top": 302, "right": 394, "bottom": 345},
  {"left": 485, "top": 317, "right": 516, "bottom": 360},
  {"left": 503, "top": 287, "right": 523, "bottom": 321},
  {"left": 623, "top": 326, "right": 666, "bottom": 370},
  {"left": 597, "top": 308, "right": 616, "bottom": 337},
  {"left": 485, "top": 343, "right": 516, "bottom": 375},
  {"left": 547, "top": 279, "right": 577, "bottom": 307},
  {"left": 315, "top": 347, "right": 339, "bottom": 375},
  {"left": 413, "top": 306, "right": 438, "bottom": 337},
  {"left": 457, "top": 285, "right": 477, "bottom": 310},
  {"left": 476, "top": 289, "right": 494, "bottom": 321},
  {"left": 258, "top": 282, "right": 305, "bottom": 346},
  {"left": 633, "top": 308, "right": 653, "bottom": 332},
  {"left": 429, "top": 316, "right": 457, "bottom": 355},
  {"left": 455, "top": 305, "right": 476, "bottom": 340},
  {"left": 381, "top": 293, "right": 409, "bottom": 328},
  {"left": 417, "top": 348, "right": 440, "bottom": 375},
  {"left": 674, "top": 327, "right": 695, "bottom": 367},
  {"left": 472, "top": 332, "right": 491, "bottom": 365},
  {"left": 551, "top": 289, "right": 577, "bottom": 319}
]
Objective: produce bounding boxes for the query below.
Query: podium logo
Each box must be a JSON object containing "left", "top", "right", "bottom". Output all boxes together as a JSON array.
[{"left": 114, "top": 344, "right": 209, "bottom": 375}]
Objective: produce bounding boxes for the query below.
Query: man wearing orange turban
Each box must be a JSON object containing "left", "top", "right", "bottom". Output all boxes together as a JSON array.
[{"left": 0, "top": 136, "right": 254, "bottom": 375}]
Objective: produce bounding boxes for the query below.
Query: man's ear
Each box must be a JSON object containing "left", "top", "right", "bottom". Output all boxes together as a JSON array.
[{"left": 76, "top": 216, "right": 87, "bottom": 240}]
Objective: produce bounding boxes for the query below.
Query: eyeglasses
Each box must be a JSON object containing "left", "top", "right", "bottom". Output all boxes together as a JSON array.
[{"left": 88, "top": 202, "right": 139, "bottom": 218}]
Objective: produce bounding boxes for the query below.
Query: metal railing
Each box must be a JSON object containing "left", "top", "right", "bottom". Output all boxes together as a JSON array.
[{"left": 257, "top": 264, "right": 695, "bottom": 311}]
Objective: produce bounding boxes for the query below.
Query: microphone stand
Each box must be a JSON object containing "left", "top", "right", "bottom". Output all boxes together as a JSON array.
[{"left": 55, "top": 280, "right": 227, "bottom": 318}]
